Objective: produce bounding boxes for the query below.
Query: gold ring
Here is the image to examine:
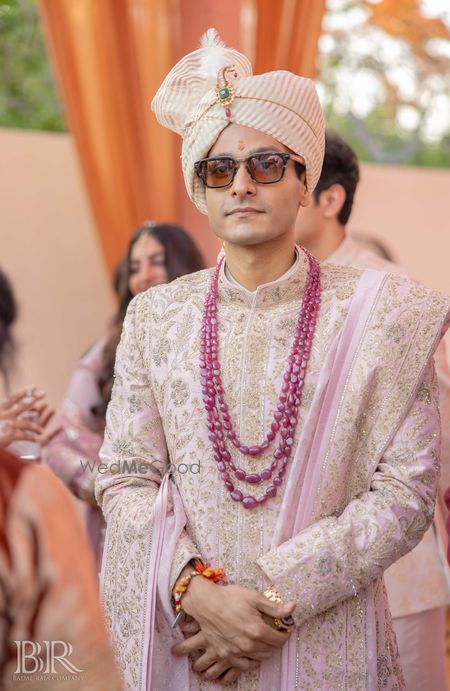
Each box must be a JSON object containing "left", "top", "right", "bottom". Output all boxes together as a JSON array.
[
  {"left": 263, "top": 586, "right": 295, "bottom": 631},
  {"left": 273, "top": 617, "right": 291, "bottom": 632}
]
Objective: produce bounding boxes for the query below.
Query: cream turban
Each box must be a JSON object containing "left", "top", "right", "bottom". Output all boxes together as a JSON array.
[{"left": 152, "top": 29, "right": 325, "bottom": 215}]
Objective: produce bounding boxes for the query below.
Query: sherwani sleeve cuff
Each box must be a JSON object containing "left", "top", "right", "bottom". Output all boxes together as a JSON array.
[
  {"left": 257, "top": 517, "right": 344, "bottom": 627},
  {"left": 257, "top": 360, "right": 440, "bottom": 628}
]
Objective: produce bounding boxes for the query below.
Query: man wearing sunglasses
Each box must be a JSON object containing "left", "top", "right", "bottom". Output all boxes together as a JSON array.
[{"left": 96, "top": 29, "right": 450, "bottom": 690}]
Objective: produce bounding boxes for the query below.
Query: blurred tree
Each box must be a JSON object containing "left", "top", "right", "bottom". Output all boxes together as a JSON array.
[
  {"left": 0, "top": 0, "right": 65, "bottom": 131},
  {"left": 368, "top": 0, "right": 449, "bottom": 58},
  {"left": 318, "top": 0, "right": 450, "bottom": 166}
]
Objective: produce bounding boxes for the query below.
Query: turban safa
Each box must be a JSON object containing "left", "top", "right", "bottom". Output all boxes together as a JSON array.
[{"left": 152, "top": 29, "right": 325, "bottom": 215}]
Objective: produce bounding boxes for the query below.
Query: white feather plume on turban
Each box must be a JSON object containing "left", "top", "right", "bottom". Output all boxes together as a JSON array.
[{"left": 152, "top": 29, "right": 325, "bottom": 215}]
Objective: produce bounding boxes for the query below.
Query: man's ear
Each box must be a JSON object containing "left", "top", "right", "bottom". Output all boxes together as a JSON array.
[
  {"left": 298, "top": 177, "right": 311, "bottom": 208},
  {"left": 299, "top": 192, "right": 311, "bottom": 208},
  {"left": 318, "top": 184, "right": 346, "bottom": 219}
]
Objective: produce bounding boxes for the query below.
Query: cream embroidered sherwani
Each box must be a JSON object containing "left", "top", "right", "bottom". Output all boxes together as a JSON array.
[{"left": 96, "top": 254, "right": 450, "bottom": 690}]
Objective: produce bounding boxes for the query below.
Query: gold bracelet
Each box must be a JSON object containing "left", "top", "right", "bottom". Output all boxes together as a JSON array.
[{"left": 264, "top": 585, "right": 283, "bottom": 603}]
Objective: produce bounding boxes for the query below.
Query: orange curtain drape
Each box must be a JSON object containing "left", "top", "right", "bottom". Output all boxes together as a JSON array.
[
  {"left": 38, "top": 0, "right": 326, "bottom": 271},
  {"left": 241, "top": 0, "right": 326, "bottom": 77},
  {"left": 38, "top": 0, "right": 179, "bottom": 272}
]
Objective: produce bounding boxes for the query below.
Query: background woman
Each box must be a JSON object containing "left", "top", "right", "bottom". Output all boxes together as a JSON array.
[
  {"left": 0, "top": 264, "right": 122, "bottom": 689},
  {"left": 0, "top": 267, "right": 52, "bottom": 450},
  {"left": 44, "top": 222, "right": 205, "bottom": 563}
]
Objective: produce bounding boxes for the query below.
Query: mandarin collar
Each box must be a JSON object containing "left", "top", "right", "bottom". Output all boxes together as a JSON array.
[{"left": 217, "top": 246, "right": 309, "bottom": 309}]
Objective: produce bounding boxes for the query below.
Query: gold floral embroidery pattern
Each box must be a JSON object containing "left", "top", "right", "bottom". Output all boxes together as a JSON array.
[{"left": 97, "top": 265, "right": 448, "bottom": 690}]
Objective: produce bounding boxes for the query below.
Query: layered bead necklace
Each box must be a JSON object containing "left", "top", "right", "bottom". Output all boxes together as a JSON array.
[{"left": 200, "top": 249, "right": 321, "bottom": 509}]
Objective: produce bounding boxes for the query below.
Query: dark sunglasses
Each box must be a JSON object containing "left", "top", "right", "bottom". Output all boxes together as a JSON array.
[{"left": 194, "top": 151, "right": 305, "bottom": 189}]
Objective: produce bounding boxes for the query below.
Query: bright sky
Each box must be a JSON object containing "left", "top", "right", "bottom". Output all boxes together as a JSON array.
[
  {"left": 421, "top": 0, "right": 450, "bottom": 22},
  {"left": 319, "top": 0, "right": 450, "bottom": 142}
]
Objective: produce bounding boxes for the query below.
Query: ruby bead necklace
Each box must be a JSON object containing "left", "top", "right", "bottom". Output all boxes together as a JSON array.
[{"left": 200, "top": 249, "right": 321, "bottom": 509}]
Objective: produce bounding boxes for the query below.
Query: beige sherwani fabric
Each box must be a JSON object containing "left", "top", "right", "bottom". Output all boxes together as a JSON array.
[
  {"left": 328, "top": 235, "right": 450, "bottom": 619},
  {"left": 97, "top": 255, "right": 449, "bottom": 690}
]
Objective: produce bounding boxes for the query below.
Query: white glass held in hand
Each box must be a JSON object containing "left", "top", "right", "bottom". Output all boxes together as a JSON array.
[
  {"left": 11, "top": 409, "right": 41, "bottom": 460},
  {"left": 7, "top": 387, "right": 42, "bottom": 461}
]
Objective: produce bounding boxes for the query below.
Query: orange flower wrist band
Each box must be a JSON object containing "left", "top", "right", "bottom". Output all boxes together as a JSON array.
[
  {"left": 172, "top": 560, "right": 226, "bottom": 628},
  {"left": 193, "top": 560, "right": 225, "bottom": 583}
]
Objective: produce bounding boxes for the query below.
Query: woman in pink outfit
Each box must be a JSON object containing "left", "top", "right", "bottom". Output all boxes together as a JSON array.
[{"left": 44, "top": 223, "right": 204, "bottom": 564}]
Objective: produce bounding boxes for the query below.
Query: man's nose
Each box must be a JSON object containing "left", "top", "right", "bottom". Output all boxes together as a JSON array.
[{"left": 230, "top": 163, "right": 256, "bottom": 197}]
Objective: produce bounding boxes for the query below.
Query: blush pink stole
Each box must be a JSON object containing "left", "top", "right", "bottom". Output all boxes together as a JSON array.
[
  {"left": 146, "top": 473, "right": 194, "bottom": 690},
  {"left": 259, "top": 268, "right": 386, "bottom": 691}
]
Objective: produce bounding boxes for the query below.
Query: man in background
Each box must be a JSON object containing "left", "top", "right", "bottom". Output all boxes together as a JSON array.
[{"left": 295, "top": 131, "right": 450, "bottom": 691}]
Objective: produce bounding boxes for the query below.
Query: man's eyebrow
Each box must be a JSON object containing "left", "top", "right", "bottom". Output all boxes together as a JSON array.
[{"left": 208, "top": 146, "right": 286, "bottom": 158}]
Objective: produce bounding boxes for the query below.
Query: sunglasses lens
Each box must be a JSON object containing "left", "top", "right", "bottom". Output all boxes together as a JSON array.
[
  {"left": 204, "top": 158, "right": 235, "bottom": 187},
  {"left": 196, "top": 153, "right": 287, "bottom": 187},
  {"left": 249, "top": 153, "right": 285, "bottom": 183}
]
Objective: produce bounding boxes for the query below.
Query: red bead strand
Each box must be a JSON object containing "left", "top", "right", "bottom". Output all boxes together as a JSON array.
[{"left": 200, "top": 249, "right": 321, "bottom": 509}]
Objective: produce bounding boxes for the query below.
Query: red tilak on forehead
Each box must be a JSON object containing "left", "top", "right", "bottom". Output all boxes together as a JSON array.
[{"left": 237, "top": 140, "right": 245, "bottom": 151}]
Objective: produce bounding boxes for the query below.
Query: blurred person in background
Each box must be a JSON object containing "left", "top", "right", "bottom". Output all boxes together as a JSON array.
[
  {"left": 350, "top": 233, "right": 396, "bottom": 262},
  {"left": 0, "top": 268, "right": 53, "bottom": 454},
  {"left": 0, "top": 268, "right": 17, "bottom": 397},
  {"left": 44, "top": 222, "right": 205, "bottom": 564},
  {"left": 1, "top": 388, "right": 47, "bottom": 451},
  {"left": 295, "top": 131, "right": 450, "bottom": 691},
  {"left": 0, "top": 271, "right": 122, "bottom": 690},
  {"left": 0, "top": 448, "right": 122, "bottom": 690}
]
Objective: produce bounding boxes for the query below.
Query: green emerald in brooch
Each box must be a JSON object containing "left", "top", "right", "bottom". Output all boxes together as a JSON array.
[{"left": 219, "top": 87, "right": 230, "bottom": 100}]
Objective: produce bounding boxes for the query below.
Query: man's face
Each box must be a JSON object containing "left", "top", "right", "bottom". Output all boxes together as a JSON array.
[
  {"left": 294, "top": 195, "right": 323, "bottom": 246},
  {"left": 204, "top": 124, "right": 309, "bottom": 247}
]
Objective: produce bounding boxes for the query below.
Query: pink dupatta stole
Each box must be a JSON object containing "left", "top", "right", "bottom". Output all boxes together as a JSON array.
[{"left": 259, "top": 268, "right": 386, "bottom": 690}]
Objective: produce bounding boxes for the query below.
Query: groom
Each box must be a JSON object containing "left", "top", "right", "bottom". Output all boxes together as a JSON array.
[{"left": 96, "top": 30, "right": 449, "bottom": 690}]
